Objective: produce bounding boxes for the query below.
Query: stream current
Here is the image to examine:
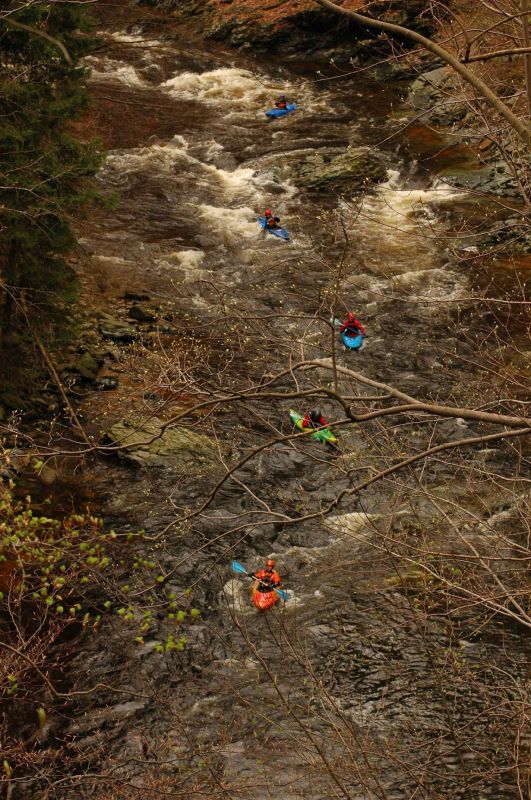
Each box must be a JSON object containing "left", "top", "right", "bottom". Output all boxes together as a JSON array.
[{"left": 67, "top": 11, "right": 529, "bottom": 800}]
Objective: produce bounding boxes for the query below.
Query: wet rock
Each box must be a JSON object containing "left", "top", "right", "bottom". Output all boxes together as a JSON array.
[
  {"left": 173, "top": 0, "right": 432, "bottom": 59},
  {"left": 122, "top": 290, "right": 151, "bottom": 301},
  {"left": 35, "top": 462, "right": 58, "bottom": 486},
  {"left": 0, "top": 391, "right": 27, "bottom": 411},
  {"left": 0, "top": 447, "right": 28, "bottom": 479},
  {"left": 159, "top": 324, "right": 179, "bottom": 335},
  {"left": 104, "top": 417, "right": 220, "bottom": 471},
  {"left": 407, "top": 66, "right": 467, "bottom": 124},
  {"left": 129, "top": 303, "right": 158, "bottom": 323},
  {"left": 293, "top": 147, "right": 386, "bottom": 193},
  {"left": 96, "top": 376, "right": 119, "bottom": 391},
  {"left": 69, "top": 700, "right": 147, "bottom": 735},
  {"left": 98, "top": 316, "right": 137, "bottom": 341},
  {"left": 74, "top": 351, "right": 101, "bottom": 381}
]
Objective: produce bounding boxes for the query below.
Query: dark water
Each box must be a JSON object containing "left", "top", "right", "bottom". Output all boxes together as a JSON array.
[{"left": 61, "top": 10, "right": 530, "bottom": 800}]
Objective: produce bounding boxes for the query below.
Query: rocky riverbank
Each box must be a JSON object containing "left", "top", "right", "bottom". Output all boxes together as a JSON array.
[{"left": 149, "top": 0, "right": 431, "bottom": 57}]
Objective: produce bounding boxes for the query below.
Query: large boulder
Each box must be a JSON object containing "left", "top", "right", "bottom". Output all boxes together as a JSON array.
[
  {"left": 129, "top": 304, "right": 158, "bottom": 323},
  {"left": 407, "top": 66, "right": 467, "bottom": 124},
  {"left": 104, "top": 417, "right": 220, "bottom": 471},
  {"left": 98, "top": 315, "right": 137, "bottom": 342},
  {"left": 74, "top": 351, "right": 101, "bottom": 381},
  {"left": 293, "top": 146, "right": 386, "bottom": 193}
]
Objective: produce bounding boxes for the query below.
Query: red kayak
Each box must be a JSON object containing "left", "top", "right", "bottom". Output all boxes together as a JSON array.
[{"left": 252, "top": 587, "right": 279, "bottom": 611}]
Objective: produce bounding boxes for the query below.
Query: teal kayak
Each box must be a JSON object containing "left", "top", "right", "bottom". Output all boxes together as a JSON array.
[{"left": 290, "top": 410, "right": 338, "bottom": 446}]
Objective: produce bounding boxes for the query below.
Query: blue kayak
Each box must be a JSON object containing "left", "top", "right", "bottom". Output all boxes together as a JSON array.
[
  {"left": 265, "top": 103, "right": 297, "bottom": 119},
  {"left": 258, "top": 216, "right": 290, "bottom": 241},
  {"left": 341, "top": 330, "right": 364, "bottom": 351}
]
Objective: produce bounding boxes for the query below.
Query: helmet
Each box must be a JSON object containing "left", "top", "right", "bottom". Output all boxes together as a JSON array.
[
  {"left": 347, "top": 311, "right": 355, "bottom": 319},
  {"left": 266, "top": 558, "right": 275, "bottom": 568},
  {"left": 279, "top": 94, "right": 286, "bottom": 100},
  {"left": 265, "top": 209, "right": 272, "bottom": 217},
  {"left": 310, "top": 408, "right": 323, "bottom": 423}
]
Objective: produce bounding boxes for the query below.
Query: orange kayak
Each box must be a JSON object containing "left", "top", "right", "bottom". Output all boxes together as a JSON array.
[{"left": 252, "top": 587, "right": 279, "bottom": 611}]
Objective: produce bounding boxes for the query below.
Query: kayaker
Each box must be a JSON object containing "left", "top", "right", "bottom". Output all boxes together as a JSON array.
[
  {"left": 264, "top": 209, "right": 281, "bottom": 229},
  {"left": 302, "top": 408, "right": 328, "bottom": 430},
  {"left": 340, "top": 311, "right": 366, "bottom": 337},
  {"left": 275, "top": 94, "right": 288, "bottom": 109},
  {"left": 252, "top": 559, "right": 281, "bottom": 593}
]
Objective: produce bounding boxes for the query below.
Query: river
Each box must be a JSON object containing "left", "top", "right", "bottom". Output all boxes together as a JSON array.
[{"left": 60, "top": 5, "right": 530, "bottom": 800}]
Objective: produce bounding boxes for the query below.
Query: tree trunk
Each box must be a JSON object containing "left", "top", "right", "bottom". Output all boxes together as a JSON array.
[
  {"left": 0, "top": 242, "right": 20, "bottom": 353},
  {"left": 523, "top": 0, "right": 531, "bottom": 116}
]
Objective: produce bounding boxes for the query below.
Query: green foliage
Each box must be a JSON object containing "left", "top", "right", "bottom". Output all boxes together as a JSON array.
[
  {"left": 0, "top": 483, "right": 116, "bottom": 622},
  {"left": 0, "top": 481, "right": 201, "bottom": 649},
  {"left": 0, "top": 1, "right": 103, "bottom": 336}
]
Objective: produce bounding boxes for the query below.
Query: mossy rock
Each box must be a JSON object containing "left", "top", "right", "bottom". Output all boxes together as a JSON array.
[
  {"left": 294, "top": 147, "right": 386, "bottom": 193},
  {"left": 104, "top": 417, "right": 220, "bottom": 471},
  {"left": 75, "top": 351, "right": 100, "bottom": 381}
]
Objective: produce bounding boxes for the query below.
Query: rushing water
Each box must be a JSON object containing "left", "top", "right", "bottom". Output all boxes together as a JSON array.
[{"left": 65, "top": 11, "right": 530, "bottom": 800}]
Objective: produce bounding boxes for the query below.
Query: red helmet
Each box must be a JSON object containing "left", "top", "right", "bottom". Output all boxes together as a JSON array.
[
  {"left": 347, "top": 311, "right": 356, "bottom": 319},
  {"left": 265, "top": 209, "right": 272, "bottom": 217},
  {"left": 266, "top": 558, "right": 275, "bottom": 568}
]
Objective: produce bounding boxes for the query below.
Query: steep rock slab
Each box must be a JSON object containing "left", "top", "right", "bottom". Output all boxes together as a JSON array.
[
  {"left": 293, "top": 146, "right": 387, "bottom": 192},
  {"left": 105, "top": 417, "right": 219, "bottom": 470}
]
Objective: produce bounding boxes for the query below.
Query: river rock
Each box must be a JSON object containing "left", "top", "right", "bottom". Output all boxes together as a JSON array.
[
  {"left": 293, "top": 147, "right": 386, "bottom": 193},
  {"left": 104, "top": 417, "right": 220, "bottom": 471},
  {"left": 96, "top": 376, "right": 119, "bottom": 391},
  {"left": 98, "top": 316, "right": 137, "bottom": 341},
  {"left": 172, "top": 0, "right": 433, "bottom": 59},
  {"left": 0, "top": 447, "right": 29, "bottom": 478},
  {"left": 129, "top": 303, "right": 158, "bottom": 322},
  {"left": 74, "top": 351, "right": 101, "bottom": 381},
  {"left": 407, "top": 66, "right": 466, "bottom": 122},
  {"left": 122, "top": 290, "right": 151, "bottom": 301},
  {"left": 35, "top": 462, "right": 58, "bottom": 486}
]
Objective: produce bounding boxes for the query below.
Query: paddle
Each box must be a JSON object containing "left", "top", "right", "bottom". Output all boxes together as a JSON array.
[{"left": 231, "top": 560, "right": 289, "bottom": 601}]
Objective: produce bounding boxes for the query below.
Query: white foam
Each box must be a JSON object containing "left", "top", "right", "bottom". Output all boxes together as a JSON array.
[
  {"left": 162, "top": 67, "right": 270, "bottom": 107},
  {"left": 161, "top": 66, "right": 331, "bottom": 115},
  {"left": 196, "top": 205, "right": 259, "bottom": 246},
  {"left": 108, "top": 31, "right": 166, "bottom": 47},
  {"left": 104, "top": 135, "right": 188, "bottom": 172},
  {"left": 375, "top": 175, "right": 461, "bottom": 227},
  {"left": 103, "top": 136, "right": 269, "bottom": 203},
  {"left": 93, "top": 255, "right": 134, "bottom": 265},
  {"left": 347, "top": 171, "right": 465, "bottom": 274},
  {"left": 201, "top": 139, "right": 225, "bottom": 163},
  {"left": 209, "top": 164, "right": 264, "bottom": 201},
  {"left": 170, "top": 250, "right": 205, "bottom": 270},
  {"left": 390, "top": 268, "right": 467, "bottom": 300},
  {"left": 85, "top": 56, "right": 146, "bottom": 87}
]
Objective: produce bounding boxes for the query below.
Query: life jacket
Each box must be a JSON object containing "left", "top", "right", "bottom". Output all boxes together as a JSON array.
[
  {"left": 302, "top": 412, "right": 327, "bottom": 429},
  {"left": 340, "top": 315, "right": 365, "bottom": 335},
  {"left": 254, "top": 568, "right": 281, "bottom": 591}
]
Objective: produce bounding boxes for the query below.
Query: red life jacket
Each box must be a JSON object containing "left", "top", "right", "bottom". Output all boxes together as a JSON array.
[
  {"left": 302, "top": 412, "right": 327, "bottom": 429},
  {"left": 340, "top": 316, "right": 365, "bottom": 335},
  {"left": 253, "top": 568, "right": 281, "bottom": 591}
]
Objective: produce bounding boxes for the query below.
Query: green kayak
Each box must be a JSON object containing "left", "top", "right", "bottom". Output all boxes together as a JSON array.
[{"left": 289, "top": 410, "right": 338, "bottom": 446}]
